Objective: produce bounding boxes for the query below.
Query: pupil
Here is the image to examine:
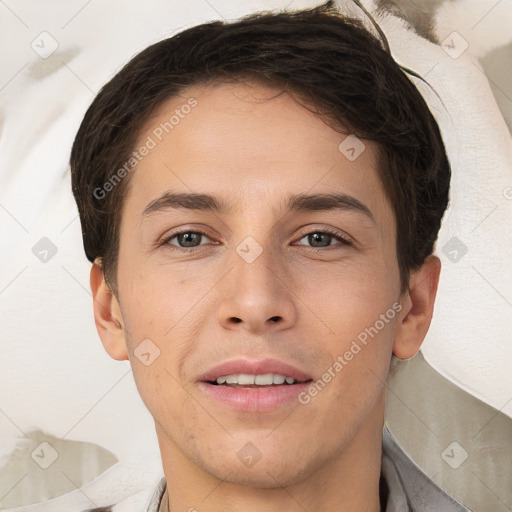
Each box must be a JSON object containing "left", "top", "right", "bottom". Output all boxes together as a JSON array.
[
  {"left": 180, "top": 232, "right": 200, "bottom": 247},
  {"left": 309, "top": 233, "right": 330, "bottom": 247}
]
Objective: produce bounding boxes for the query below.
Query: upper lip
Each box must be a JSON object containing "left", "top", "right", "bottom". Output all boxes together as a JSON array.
[{"left": 198, "top": 358, "right": 312, "bottom": 383}]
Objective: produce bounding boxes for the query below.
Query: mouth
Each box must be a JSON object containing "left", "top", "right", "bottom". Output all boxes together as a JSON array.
[
  {"left": 207, "top": 373, "right": 311, "bottom": 387},
  {"left": 197, "top": 359, "right": 313, "bottom": 412}
]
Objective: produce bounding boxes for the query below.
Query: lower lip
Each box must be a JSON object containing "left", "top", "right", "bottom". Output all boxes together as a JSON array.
[{"left": 198, "top": 382, "right": 311, "bottom": 412}]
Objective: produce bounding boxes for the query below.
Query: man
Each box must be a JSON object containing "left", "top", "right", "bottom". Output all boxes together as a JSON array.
[{"left": 70, "top": 1, "right": 468, "bottom": 510}]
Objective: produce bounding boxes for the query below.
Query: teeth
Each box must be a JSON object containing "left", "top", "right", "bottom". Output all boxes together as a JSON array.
[
  {"left": 255, "top": 374, "right": 273, "bottom": 385},
  {"left": 238, "top": 374, "right": 255, "bottom": 385},
  {"left": 273, "top": 375, "right": 285, "bottom": 385},
  {"left": 215, "top": 374, "right": 297, "bottom": 385}
]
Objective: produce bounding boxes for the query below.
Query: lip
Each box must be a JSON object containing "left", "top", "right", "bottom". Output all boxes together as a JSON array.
[
  {"left": 196, "top": 358, "right": 313, "bottom": 413},
  {"left": 198, "top": 381, "right": 312, "bottom": 412},
  {"left": 197, "top": 358, "right": 312, "bottom": 383}
]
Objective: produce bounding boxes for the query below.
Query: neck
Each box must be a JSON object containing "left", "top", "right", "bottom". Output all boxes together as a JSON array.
[{"left": 157, "top": 395, "right": 385, "bottom": 512}]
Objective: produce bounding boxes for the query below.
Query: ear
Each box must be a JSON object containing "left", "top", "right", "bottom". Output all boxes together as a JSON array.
[
  {"left": 393, "top": 255, "right": 441, "bottom": 359},
  {"left": 90, "top": 261, "right": 129, "bottom": 361}
]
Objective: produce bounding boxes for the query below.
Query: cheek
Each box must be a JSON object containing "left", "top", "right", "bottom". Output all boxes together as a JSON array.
[
  {"left": 298, "top": 314, "right": 397, "bottom": 443},
  {"left": 299, "top": 261, "right": 399, "bottom": 399},
  {"left": 305, "top": 257, "right": 399, "bottom": 336},
  {"left": 118, "top": 260, "right": 208, "bottom": 336},
  {"left": 130, "top": 360, "right": 200, "bottom": 446},
  {"left": 118, "top": 263, "right": 213, "bottom": 403}
]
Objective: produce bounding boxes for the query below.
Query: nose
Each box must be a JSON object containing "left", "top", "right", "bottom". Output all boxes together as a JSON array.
[{"left": 216, "top": 242, "right": 298, "bottom": 335}]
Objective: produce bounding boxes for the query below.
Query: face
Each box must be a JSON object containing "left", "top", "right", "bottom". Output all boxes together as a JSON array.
[{"left": 111, "top": 81, "right": 403, "bottom": 487}]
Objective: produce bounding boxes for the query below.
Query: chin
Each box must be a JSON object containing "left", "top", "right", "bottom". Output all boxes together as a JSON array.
[
  {"left": 218, "top": 468, "right": 308, "bottom": 489},
  {"left": 200, "top": 452, "right": 314, "bottom": 489}
]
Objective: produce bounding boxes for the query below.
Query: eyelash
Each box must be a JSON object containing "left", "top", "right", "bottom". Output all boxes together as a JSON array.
[{"left": 159, "top": 227, "right": 352, "bottom": 253}]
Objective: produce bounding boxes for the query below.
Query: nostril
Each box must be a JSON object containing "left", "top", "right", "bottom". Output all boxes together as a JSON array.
[
  {"left": 231, "top": 317, "right": 242, "bottom": 323},
  {"left": 269, "top": 316, "right": 281, "bottom": 323}
]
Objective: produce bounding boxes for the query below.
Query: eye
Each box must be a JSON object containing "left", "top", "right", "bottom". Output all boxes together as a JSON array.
[
  {"left": 159, "top": 227, "right": 351, "bottom": 253},
  {"left": 163, "top": 230, "right": 214, "bottom": 250},
  {"left": 295, "top": 229, "right": 352, "bottom": 248}
]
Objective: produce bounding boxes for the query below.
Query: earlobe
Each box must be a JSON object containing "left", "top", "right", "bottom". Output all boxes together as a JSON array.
[
  {"left": 90, "top": 262, "right": 129, "bottom": 361},
  {"left": 393, "top": 255, "right": 441, "bottom": 360}
]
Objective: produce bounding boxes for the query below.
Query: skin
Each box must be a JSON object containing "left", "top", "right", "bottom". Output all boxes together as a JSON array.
[{"left": 91, "top": 81, "right": 441, "bottom": 512}]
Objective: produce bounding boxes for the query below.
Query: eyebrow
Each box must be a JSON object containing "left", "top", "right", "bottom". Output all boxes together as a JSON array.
[
  {"left": 142, "top": 191, "right": 375, "bottom": 223},
  {"left": 286, "top": 193, "right": 375, "bottom": 222},
  {"left": 143, "top": 192, "right": 232, "bottom": 216}
]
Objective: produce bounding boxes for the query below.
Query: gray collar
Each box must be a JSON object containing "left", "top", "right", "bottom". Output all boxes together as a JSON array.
[{"left": 382, "top": 425, "right": 469, "bottom": 511}]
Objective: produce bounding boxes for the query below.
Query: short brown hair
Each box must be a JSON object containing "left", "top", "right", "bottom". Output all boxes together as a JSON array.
[{"left": 70, "top": 0, "right": 450, "bottom": 295}]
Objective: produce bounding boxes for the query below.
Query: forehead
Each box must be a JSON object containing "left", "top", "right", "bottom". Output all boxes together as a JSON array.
[{"left": 126, "top": 80, "right": 392, "bottom": 224}]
